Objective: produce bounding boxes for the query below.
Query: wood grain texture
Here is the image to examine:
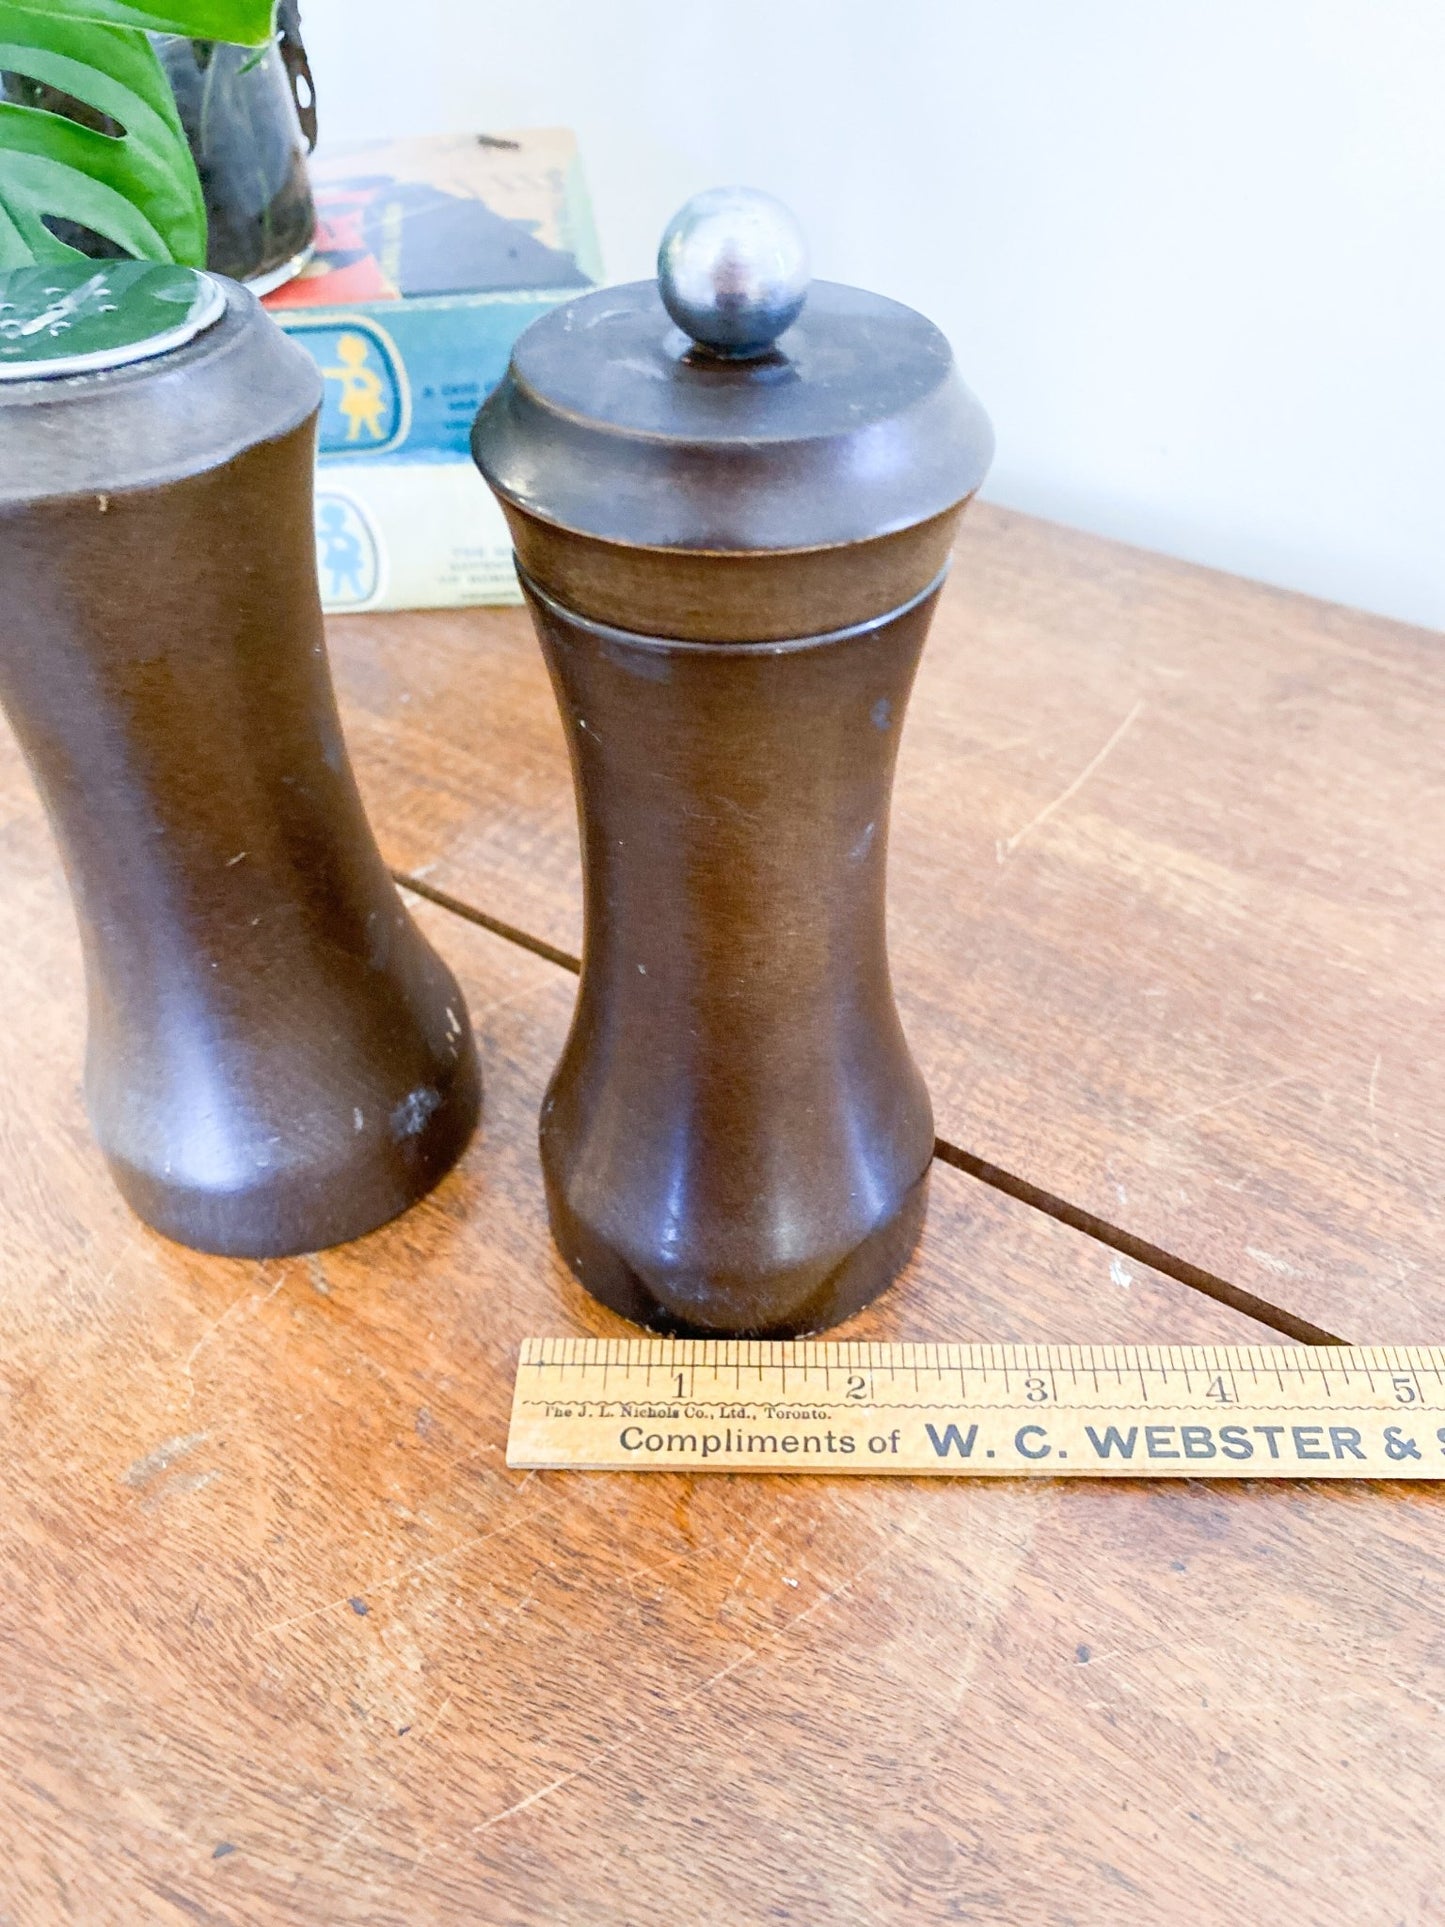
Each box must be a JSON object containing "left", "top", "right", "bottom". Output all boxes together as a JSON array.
[
  {"left": 328, "top": 504, "right": 1445, "bottom": 1342},
  {"left": 0, "top": 728, "right": 1444, "bottom": 1924}
]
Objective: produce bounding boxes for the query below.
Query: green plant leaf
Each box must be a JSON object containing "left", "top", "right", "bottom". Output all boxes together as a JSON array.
[
  {"left": 0, "top": 9, "right": 205, "bottom": 266},
  {"left": 3, "top": 0, "right": 274, "bottom": 44}
]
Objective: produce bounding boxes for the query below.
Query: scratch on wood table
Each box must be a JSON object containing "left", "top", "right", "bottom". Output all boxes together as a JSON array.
[{"left": 996, "top": 696, "right": 1145, "bottom": 860}]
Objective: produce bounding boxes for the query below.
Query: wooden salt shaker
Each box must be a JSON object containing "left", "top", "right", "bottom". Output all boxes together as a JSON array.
[
  {"left": 473, "top": 190, "right": 993, "bottom": 1334},
  {"left": 0, "top": 262, "right": 480, "bottom": 1256}
]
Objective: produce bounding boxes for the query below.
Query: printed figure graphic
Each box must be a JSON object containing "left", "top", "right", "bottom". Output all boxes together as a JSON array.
[
  {"left": 314, "top": 496, "right": 379, "bottom": 607},
  {"left": 299, "top": 320, "right": 405, "bottom": 456},
  {"left": 322, "top": 331, "right": 388, "bottom": 441}
]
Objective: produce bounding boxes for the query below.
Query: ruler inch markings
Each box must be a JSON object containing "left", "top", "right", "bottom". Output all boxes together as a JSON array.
[{"left": 506, "top": 1340, "right": 1445, "bottom": 1480}]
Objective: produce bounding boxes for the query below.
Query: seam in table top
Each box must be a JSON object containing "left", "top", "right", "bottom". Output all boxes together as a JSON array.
[{"left": 394, "top": 867, "right": 1343, "bottom": 1351}]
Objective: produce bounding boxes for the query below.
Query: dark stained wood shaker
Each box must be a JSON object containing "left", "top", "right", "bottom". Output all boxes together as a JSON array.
[{"left": 0, "top": 266, "right": 479, "bottom": 1257}]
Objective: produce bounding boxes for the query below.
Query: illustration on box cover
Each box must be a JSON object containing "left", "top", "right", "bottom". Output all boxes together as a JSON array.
[
  {"left": 268, "top": 161, "right": 591, "bottom": 309},
  {"left": 300, "top": 319, "right": 409, "bottom": 455},
  {"left": 315, "top": 492, "right": 380, "bottom": 607}
]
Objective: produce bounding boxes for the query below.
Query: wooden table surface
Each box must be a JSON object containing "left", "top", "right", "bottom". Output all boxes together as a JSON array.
[{"left": 2, "top": 505, "right": 1443, "bottom": 1924}]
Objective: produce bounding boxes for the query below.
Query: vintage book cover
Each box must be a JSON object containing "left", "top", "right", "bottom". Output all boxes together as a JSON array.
[{"left": 263, "top": 129, "right": 601, "bottom": 612}]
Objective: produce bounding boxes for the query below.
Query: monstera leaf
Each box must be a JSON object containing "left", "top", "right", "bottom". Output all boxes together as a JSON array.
[
  {"left": 0, "top": 0, "right": 275, "bottom": 269},
  {"left": 4, "top": 1, "right": 272, "bottom": 30}
]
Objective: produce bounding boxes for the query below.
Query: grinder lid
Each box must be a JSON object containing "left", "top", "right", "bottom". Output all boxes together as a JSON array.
[{"left": 472, "top": 187, "right": 994, "bottom": 559}]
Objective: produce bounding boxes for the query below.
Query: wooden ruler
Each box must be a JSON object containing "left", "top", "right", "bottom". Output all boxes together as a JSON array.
[{"left": 507, "top": 1339, "right": 1445, "bottom": 1479}]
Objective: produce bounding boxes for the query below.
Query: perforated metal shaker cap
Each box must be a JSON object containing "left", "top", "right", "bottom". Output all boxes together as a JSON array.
[{"left": 0, "top": 260, "right": 226, "bottom": 382}]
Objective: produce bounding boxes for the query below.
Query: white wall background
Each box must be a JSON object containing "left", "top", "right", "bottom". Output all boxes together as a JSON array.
[{"left": 301, "top": 0, "right": 1445, "bottom": 631}]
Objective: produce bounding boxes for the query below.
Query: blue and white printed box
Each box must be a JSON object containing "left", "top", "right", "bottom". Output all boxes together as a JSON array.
[
  {"left": 264, "top": 128, "right": 601, "bottom": 611},
  {"left": 310, "top": 463, "right": 517, "bottom": 613}
]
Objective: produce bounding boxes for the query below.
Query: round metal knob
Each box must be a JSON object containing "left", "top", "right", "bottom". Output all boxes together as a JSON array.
[{"left": 657, "top": 187, "right": 810, "bottom": 359}]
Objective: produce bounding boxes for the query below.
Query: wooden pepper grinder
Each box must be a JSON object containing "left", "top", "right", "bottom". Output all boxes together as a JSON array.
[
  {"left": 474, "top": 189, "right": 993, "bottom": 1335},
  {"left": 0, "top": 261, "right": 480, "bottom": 1257}
]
